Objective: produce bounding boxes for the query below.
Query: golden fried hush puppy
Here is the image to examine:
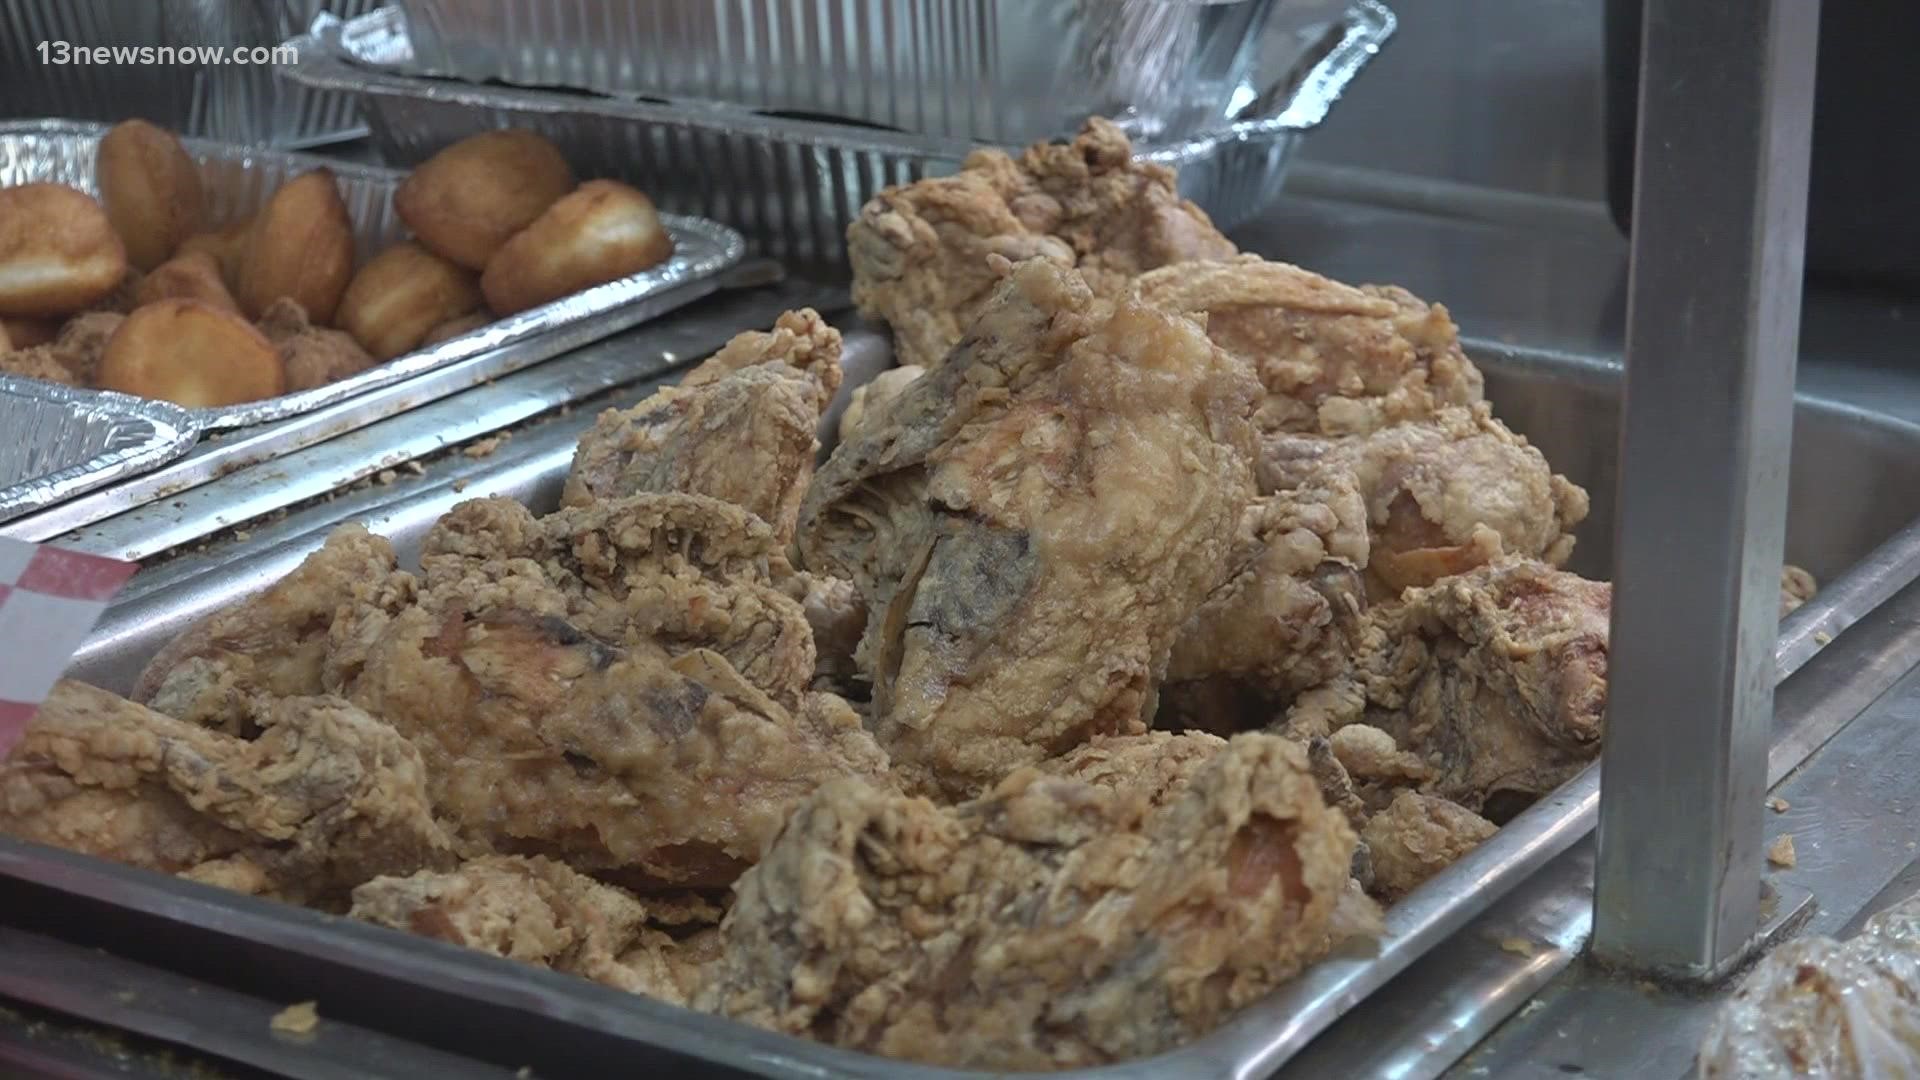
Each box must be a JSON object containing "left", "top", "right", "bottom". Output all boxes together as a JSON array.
[
  {"left": 177, "top": 219, "right": 252, "bottom": 288},
  {"left": 1, "top": 316, "right": 59, "bottom": 349},
  {"left": 418, "top": 311, "right": 490, "bottom": 348},
  {"left": 97, "top": 299, "right": 285, "bottom": 406},
  {"left": 0, "top": 183, "right": 129, "bottom": 317},
  {"left": 135, "top": 251, "right": 240, "bottom": 314},
  {"left": 480, "top": 180, "right": 674, "bottom": 317},
  {"left": 256, "top": 297, "right": 377, "bottom": 392},
  {"left": 237, "top": 170, "right": 354, "bottom": 323},
  {"left": 96, "top": 119, "right": 205, "bottom": 271},
  {"left": 394, "top": 130, "right": 575, "bottom": 270},
  {"left": 337, "top": 242, "right": 482, "bottom": 360}
]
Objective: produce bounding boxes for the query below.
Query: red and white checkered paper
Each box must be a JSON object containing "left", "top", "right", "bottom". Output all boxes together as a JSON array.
[{"left": 0, "top": 536, "right": 137, "bottom": 758}]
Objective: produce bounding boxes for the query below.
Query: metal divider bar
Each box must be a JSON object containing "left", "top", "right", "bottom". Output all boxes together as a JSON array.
[{"left": 1593, "top": 0, "right": 1821, "bottom": 978}]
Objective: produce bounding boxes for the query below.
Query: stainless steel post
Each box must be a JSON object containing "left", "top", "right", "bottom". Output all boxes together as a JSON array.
[{"left": 1592, "top": 0, "right": 1819, "bottom": 979}]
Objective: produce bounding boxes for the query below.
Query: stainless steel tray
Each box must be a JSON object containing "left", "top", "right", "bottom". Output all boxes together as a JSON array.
[
  {"left": 380, "top": 0, "right": 1302, "bottom": 145},
  {"left": 0, "top": 0, "right": 376, "bottom": 149},
  {"left": 284, "top": 2, "right": 1394, "bottom": 271},
  {"left": 0, "top": 379, "right": 197, "bottom": 525},
  {"left": 14, "top": 331, "right": 1920, "bottom": 1078},
  {"left": 0, "top": 119, "right": 747, "bottom": 430}
]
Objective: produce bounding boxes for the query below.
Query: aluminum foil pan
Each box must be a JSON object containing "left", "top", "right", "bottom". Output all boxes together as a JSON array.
[
  {"left": 288, "top": 2, "right": 1394, "bottom": 272},
  {"left": 0, "top": 119, "right": 747, "bottom": 430},
  {"left": 0, "top": 379, "right": 197, "bottom": 525},
  {"left": 379, "top": 0, "right": 1289, "bottom": 145},
  {"left": 0, "top": 0, "right": 376, "bottom": 149}
]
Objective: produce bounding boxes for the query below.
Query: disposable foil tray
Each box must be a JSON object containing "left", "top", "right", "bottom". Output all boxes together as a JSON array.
[
  {"left": 0, "top": 119, "right": 746, "bottom": 430},
  {"left": 287, "top": 2, "right": 1394, "bottom": 272},
  {"left": 382, "top": 0, "right": 1310, "bottom": 145},
  {"left": 0, "top": 0, "right": 377, "bottom": 149},
  {"left": 0, "top": 379, "right": 196, "bottom": 525}
]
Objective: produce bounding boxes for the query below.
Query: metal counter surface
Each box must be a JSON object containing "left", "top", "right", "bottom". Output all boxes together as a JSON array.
[{"left": 1231, "top": 186, "right": 1920, "bottom": 427}]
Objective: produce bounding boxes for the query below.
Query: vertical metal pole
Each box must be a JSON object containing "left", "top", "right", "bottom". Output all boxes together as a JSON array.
[{"left": 1592, "top": 0, "right": 1819, "bottom": 980}]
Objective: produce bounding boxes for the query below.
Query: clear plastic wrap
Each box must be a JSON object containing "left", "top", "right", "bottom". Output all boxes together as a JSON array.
[{"left": 1700, "top": 893, "right": 1920, "bottom": 1078}]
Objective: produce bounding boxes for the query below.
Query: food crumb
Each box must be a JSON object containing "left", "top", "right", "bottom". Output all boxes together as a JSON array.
[
  {"left": 452, "top": 478, "right": 470, "bottom": 493},
  {"left": 1498, "top": 937, "right": 1538, "bottom": 957},
  {"left": 376, "top": 469, "right": 397, "bottom": 485},
  {"left": 1813, "top": 631, "right": 1833, "bottom": 645},
  {"left": 270, "top": 1001, "right": 319, "bottom": 1037},
  {"left": 1768, "top": 834, "right": 1797, "bottom": 868},
  {"left": 463, "top": 433, "right": 511, "bottom": 459},
  {"left": 1520, "top": 1000, "right": 1546, "bottom": 1017},
  {"left": 1768, "top": 796, "right": 1790, "bottom": 813},
  {"left": 515, "top": 1069, "right": 532, "bottom": 1079},
  {"left": 403, "top": 460, "right": 425, "bottom": 475},
  {"left": 233, "top": 530, "right": 251, "bottom": 541}
]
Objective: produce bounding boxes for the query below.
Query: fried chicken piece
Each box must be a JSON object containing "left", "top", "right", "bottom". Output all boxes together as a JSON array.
[
  {"left": 1133, "top": 255, "right": 1486, "bottom": 437},
  {"left": 563, "top": 364, "right": 821, "bottom": 546},
  {"left": 1298, "top": 558, "right": 1611, "bottom": 817},
  {"left": 780, "top": 570, "right": 866, "bottom": 690},
  {"left": 131, "top": 525, "right": 415, "bottom": 734},
  {"left": 0, "top": 344, "right": 77, "bottom": 385},
  {"left": 350, "top": 855, "right": 718, "bottom": 1005},
  {"left": 798, "top": 257, "right": 1260, "bottom": 797},
  {"left": 256, "top": 296, "right": 377, "bottom": 392},
  {"left": 837, "top": 363, "right": 923, "bottom": 446},
  {"left": 0, "top": 311, "right": 125, "bottom": 386},
  {"left": 1781, "top": 564, "right": 1817, "bottom": 618},
  {"left": 410, "top": 494, "right": 815, "bottom": 707},
  {"left": 1161, "top": 478, "right": 1371, "bottom": 733},
  {"left": 1361, "top": 791, "right": 1496, "bottom": 902},
  {"left": 0, "top": 681, "right": 451, "bottom": 905},
  {"left": 848, "top": 118, "right": 1236, "bottom": 369},
  {"left": 342, "top": 493, "right": 891, "bottom": 888},
  {"left": 1034, "top": 730, "right": 1227, "bottom": 810},
  {"left": 678, "top": 307, "right": 843, "bottom": 413},
  {"left": 699, "top": 733, "right": 1372, "bottom": 1069},
  {"left": 1262, "top": 405, "right": 1590, "bottom": 596}
]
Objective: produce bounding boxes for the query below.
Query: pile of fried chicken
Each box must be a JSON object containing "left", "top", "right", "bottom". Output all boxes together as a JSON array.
[{"left": 0, "top": 120, "right": 1815, "bottom": 1071}]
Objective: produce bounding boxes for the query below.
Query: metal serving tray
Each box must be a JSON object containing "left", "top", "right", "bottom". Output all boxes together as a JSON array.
[
  {"left": 0, "top": 0, "right": 377, "bottom": 149},
  {"left": 8, "top": 332, "right": 1920, "bottom": 1078},
  {"left": 0, "top": 119, "right": 746, "bottom": 431},
  {"left": 380, "top": 0, "right": 1314, "bottom": 146},
  {"left": 283, "top": 2, "right": 1393, "bottom": 272},
  {"left": 0, "top": 378, "right": 197, "bottom": 525}
]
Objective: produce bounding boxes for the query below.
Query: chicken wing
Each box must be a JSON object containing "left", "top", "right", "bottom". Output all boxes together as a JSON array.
[
  {"left": 341, "top": 493, "right": 891, "bottom": 888},
  {"left": 1262, "top": 404, "right": 1590, "bottom": 597},
  {"left": 798, "top": 257, "right": 1260, "bottom": 797},
  {"left": 848, "top": 118, "right": 1236, "bottom": 369},
  {"left": 350, "top": 855, "right": 720, "bottom": 1005},
  {"left": 1133, "top": 255, "right": 1485, "bottom": 436},
  {"left": 132, "top": 524, "right": 416, "bottom": 734},
  {"left": 698, "top": 733, "right": 1373, "bottom": 1069},
  {"left": 0, "top": 680, "right": 451, "bottom": 905}
]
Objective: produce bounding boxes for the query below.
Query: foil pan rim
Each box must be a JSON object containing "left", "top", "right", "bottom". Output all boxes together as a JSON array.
[
  {"left": 0, "top": 119, "right": 748, "bottom": 431},
  {"left": 292, "top": 1, "right": 1395, "bottom": 158},
  {"left": 0, "top": 378, "right": 200, "bottom": 525}
]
